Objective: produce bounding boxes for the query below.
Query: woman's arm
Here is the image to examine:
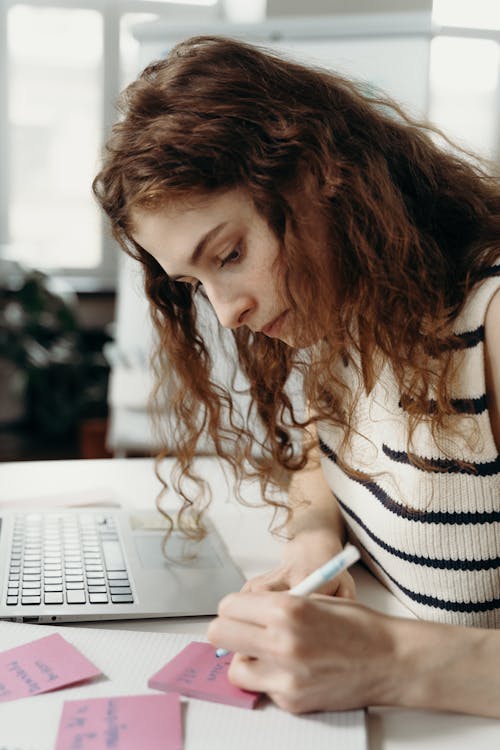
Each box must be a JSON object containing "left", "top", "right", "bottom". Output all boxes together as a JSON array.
[
  {"left": 208, "top": 592, "right": 500, "bottom": 717},
  {"left": 242, "top": 419, "right": 354, "bottom": 596}
]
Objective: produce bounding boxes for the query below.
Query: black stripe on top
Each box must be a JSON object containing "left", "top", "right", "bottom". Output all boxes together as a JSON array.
[
  {"left": 319, "top": 437, "right": 500, "bottom": 525},
  {"left": 361, "top": 541, "right": 500, "bottom": 614},
  {"left": 453, "top": 325, "right": 484, "bottom": 349},
  {"left": 382, "top": 444, "right": 500, "bottom": 477},
  {"left": 399, "top": 393, "right": 487, "bottom": 416},
  {"left": 336, "top": 494, "right": 500, "bottom": 571}
]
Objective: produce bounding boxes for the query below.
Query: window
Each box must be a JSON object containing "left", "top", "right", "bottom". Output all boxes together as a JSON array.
[
  {"left": 0, "top": 0, "right": 218, "bottom": 286},
  {"left": 0, "top": 1, "right": 498, "bottom": 285},
  {"left": 430, "top": 0, "right": 500, "bottom": 161},
  {"left": 8, "top": 5, "right": 103, "bottom": 272}
]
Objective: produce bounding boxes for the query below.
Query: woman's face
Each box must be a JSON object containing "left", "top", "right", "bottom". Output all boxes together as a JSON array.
[{"left": 132, "top": 189, "right": 295, "bottom": 345}]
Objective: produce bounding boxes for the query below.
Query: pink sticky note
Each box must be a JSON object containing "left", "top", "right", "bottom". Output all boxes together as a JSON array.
[
  {"left": 0, "top": 633, "right": 101, "bottom": 702},
  {"left": 55, "top": 694, "right": 183, "bottom": 750},
  {"left": 148, "top": 641, "right": 260, "bottom": 709}
]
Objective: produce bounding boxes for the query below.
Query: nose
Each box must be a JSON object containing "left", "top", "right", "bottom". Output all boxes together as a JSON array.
[{"left": 204, "top": 284, "right": 255, "bottom": 330}]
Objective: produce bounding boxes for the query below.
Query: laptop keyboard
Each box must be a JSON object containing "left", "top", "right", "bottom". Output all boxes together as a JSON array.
[{"left": 5, "top": 513, "right": 134, "bottom": 607}]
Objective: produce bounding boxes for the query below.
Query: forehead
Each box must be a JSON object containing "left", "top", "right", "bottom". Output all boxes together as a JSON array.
[{"left": 131, "top": 189, "right": 252, "bottom": 258}]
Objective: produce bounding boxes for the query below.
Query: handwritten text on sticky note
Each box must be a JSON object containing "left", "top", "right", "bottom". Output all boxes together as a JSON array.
[
  {"left": 0, "top": 633, "right": 101, "bottom": 702},
  {"left": 148, "top": 641, "right": 260, "bottom": 709},
  {"left": 55, "top": 694, "right": 183, "bottom": 750}
]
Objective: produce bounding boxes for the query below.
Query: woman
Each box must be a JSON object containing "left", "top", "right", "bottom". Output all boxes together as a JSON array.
[{"left": 93, "top": 36, "right": 500, "bottom": 716}]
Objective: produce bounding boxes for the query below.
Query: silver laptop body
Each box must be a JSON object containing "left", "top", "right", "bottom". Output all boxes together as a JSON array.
[{"left": 0, "top": 508, "right": 245, "bottom": 624}]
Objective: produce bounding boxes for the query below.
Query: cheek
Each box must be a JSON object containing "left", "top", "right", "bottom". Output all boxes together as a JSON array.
[{"left": 257, "top": 271, "right": 282, "bottom": 301}]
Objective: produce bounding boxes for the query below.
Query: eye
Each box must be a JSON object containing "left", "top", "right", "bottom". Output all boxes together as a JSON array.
[{"left": 219, "top": 243, "right": 242, "bottom": 268}]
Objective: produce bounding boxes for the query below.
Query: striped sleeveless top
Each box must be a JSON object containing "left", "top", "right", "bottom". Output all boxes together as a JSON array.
[{"left": 317, "top": 266, "right": 500, "bottom": 628}]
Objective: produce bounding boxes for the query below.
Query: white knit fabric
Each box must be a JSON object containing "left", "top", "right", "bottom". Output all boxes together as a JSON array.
[{"left": 317, "top": 267, "right": 500, "bottom": 628}]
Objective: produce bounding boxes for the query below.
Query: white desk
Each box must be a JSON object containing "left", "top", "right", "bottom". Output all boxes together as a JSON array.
[{"left": 1, "top": 457, "right": 499, "bottom": 749}]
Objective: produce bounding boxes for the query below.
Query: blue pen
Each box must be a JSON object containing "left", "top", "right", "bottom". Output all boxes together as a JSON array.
[{"left": 215, "top": 543, "right": 360, "bottom": 657}]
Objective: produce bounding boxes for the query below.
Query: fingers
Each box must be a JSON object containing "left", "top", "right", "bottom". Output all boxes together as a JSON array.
[
  {"left": 240, "top": 570, "right": 290, "bottom": 593},
  {"left": 217, "top": 591, "right": 289, "bottom": 626},
  {"left": 207, "top": 617, "right": 268, "bottom": 659},
  {"left": 207, "top": 591, "right": 297, "bottom": 657},
  {"left": 335, "top": 571, "right": 357, "bottom": 600},
  {"left": 228, "top": 653, "right": 279, "bottom": 694}
]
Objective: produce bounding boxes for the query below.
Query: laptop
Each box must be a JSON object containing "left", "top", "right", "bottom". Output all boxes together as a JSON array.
[{"left": 0, "top": 507, "right": 245, "bottom": 624}]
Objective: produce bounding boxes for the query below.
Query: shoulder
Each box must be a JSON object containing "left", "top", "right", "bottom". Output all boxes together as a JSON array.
[{"left": 484, "top": 287, "right": 500, "bottom": 451}]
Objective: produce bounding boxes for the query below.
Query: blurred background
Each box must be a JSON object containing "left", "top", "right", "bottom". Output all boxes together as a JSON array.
[{"left": 0, "top": 0, "right": 498, "bottom": 463}]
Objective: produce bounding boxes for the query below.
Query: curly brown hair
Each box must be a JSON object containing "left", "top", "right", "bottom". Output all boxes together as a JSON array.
[{"left": 93, "top": 35, "right": 500, "bottom": 540}]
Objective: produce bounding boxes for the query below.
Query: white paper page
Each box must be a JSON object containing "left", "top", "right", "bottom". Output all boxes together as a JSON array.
[{"left": 0, "top": 620, "right": 366, "bottom": 750}]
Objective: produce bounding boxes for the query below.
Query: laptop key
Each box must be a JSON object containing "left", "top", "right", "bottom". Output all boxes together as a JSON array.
[
  {"left": 66, "top": 590, "right": 86, "bottom": 604},
  {"left": 86, "top": 574, "right": 106, "bottom": 583},
  {"left": 66, "top": 582, "right": 85, "bottom": 590},
  {"left": 21, "top": 581, "right": 40, "bottom": 589},
  {"left": 110, "top": 586, "right": 131, "bottom": 596},
  {"left": 107, "top": 578, "right": 130, "bottom": 587},
  {"left": 107, "top": 571, "right": 129, "bottom": 581},
  {"left": 111, "top": 594, "right": 134, "bottom": 604},
  {"left": 44, "top": 592, "right": 63, "bottom": 605},
  {"left": 88, "top": 585, "right": 107, "bottom": 593},
  {"left": 45, "top": 584, "right": 63, "bottom": 592},
  {"left": 21, "top": 596, "right": 41, "bottom": 605},
  {"left": 89, "top": 593, "right": 109, "bottom": 604},
  {"left": 6, "top": 596, "right": 18, "bottom": 605},
  {"left": 22, "top": 588, "right": 41, "bottom": 597}
]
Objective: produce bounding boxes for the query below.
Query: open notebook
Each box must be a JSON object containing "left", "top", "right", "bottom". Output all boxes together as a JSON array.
[{"left": 0, "top": 620, "right": 367, "bottom": 750}]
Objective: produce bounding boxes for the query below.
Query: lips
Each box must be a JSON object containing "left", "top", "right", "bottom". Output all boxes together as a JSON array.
[{"left": 261, "top": 310, "right": 289, "bottom": 337}]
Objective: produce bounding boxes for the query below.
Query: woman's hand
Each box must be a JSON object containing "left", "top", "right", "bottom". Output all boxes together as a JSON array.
[
  {"left": 209, "top": 590, "right": 500, "bottom": 718},
  {"left": 207, "top": 591, "right": 398, "bottom": 713},
  {"left": 241, "top": 529, "right": 356, "bottom": 599}
]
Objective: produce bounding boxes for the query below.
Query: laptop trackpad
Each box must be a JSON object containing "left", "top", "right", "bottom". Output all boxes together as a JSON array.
[{"left": 133, "top": 532, "right": 223, "bottom": 570}]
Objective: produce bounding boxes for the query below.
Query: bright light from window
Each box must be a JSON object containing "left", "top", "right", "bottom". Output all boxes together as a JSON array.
[
  {"left": 429, "top": 37, "right": 499, "bottom": 159},
  {"left": 7, "top": 6, "right": 103, "bottom": 271},
  {"left": 121, "top": 13, "right": 159, "bottom": 88},
  {"left": 136, "top": 0, "right": 216, "bottom": 3},
  {"left": 432, "top": 0, "right": 500, "bottom": 29},
  {"left": 431, "top": 37, "right": 499, "bottom": 93}
]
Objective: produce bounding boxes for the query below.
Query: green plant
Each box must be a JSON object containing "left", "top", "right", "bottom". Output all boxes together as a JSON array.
[{"left": 0, "top": 262, "right": 112, "bottom": 437}]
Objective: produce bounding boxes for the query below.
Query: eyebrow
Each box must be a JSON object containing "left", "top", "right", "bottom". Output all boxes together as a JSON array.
[{"left": 170, "top": 222, "right": 228, "bottom": 281}]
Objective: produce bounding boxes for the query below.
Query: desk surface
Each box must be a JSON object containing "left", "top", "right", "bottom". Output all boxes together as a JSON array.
[{"left": 0, "top": 456, "right": 499, "bottom": 749}]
